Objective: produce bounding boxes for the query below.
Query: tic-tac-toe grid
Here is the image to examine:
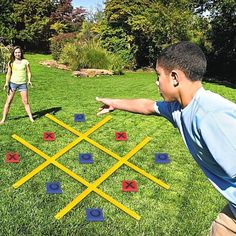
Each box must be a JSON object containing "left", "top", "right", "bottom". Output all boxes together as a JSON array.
[{"left": 12, "top": 114, "right": 170, "bottom": 220}]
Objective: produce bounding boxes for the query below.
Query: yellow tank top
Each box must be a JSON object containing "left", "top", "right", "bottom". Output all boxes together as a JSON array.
[{"left": 10, "top": 59, "right": 29, "bottom": 84}]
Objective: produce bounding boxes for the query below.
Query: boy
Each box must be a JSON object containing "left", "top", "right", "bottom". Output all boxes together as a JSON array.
[{"left": 96, "top": 41, "right": 236, "bottom": 235}]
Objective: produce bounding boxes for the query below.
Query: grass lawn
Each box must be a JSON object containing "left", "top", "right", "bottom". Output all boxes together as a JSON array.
[{"left": 0, "top": 53, "right": 235, "bottom": 236}]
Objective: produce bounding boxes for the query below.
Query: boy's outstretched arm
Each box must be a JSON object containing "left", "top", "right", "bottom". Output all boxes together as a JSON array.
[{"left": 96, "top": 97, "right": 156, "bottom": 116}]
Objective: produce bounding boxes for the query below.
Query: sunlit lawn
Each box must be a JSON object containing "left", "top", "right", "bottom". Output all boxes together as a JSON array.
[{"left": 0, "top": 53, "right": 235, "bottom": 235}]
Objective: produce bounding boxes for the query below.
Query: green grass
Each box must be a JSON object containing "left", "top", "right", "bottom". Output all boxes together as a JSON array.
[{"left": 0, "top": 53, "right": 235, "bottom": 235}]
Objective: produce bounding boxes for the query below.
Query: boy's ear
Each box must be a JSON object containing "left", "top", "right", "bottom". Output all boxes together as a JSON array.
[{"left": 171, "top": 71, "right": 179, "bottom": 87}]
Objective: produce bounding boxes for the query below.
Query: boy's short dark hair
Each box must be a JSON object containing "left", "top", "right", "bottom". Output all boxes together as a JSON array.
[{"left": 157, "top": 41, "right": 207, "bottom": 81}]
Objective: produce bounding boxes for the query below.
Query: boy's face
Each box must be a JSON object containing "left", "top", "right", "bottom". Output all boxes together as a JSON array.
[{"left": 155, "top": 64, "right": 177, "bottom": 102}]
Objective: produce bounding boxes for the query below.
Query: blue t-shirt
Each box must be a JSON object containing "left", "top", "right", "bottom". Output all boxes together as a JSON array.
[{"left": 154, "top": 87, "right": 236, "bottom": 213}]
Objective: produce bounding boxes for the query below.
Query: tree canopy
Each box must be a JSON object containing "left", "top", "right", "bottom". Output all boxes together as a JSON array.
[
  {"left": 98, "top": 0, "right": 210, "bottom": 68},
  {"left": 0, "top": 0, "right": 86, "bottom": 50}
]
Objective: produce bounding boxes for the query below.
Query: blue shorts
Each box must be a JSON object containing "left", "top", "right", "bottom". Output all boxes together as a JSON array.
[{"left": 9, "top": 82, "right": 27, "bottom": 92}]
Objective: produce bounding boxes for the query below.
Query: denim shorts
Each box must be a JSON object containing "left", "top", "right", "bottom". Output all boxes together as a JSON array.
[{"left": 9, "top": 82, "right": 27, "bottom": 92}]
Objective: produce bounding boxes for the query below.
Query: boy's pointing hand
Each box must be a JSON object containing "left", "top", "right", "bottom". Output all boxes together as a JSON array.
[{"left": 96, "top": 97, "right": 115, "bottom": 116}]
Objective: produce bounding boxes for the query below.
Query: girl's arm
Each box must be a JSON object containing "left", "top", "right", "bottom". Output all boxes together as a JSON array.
[
  {"left": 26, "top": 63, "right": 32, "bottom": 85},
  {"left": 3, "top": 63, "right": 12, "bottom": 89}
]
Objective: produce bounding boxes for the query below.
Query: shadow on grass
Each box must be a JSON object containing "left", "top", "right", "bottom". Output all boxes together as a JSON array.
[
  {"left": 10, "top": 107, "right": 62, "bottom": 121},
  {"left": 204, "top": 76, "right": 236, "bottom": 89}
]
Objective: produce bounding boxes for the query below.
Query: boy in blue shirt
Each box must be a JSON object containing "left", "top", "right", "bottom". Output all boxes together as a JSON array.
[{"left": 96, "top": 41, "right": 236, "bottom": 235}]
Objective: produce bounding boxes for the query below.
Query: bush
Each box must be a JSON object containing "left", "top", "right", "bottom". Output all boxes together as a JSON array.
[
  {"left": 59, "top": 41, "right": 125, "bottom": 73},
  {"left": 0, "top": 44, "right": 11, "bottom": 73},
  {"left": 50, "top": 33, "right": 77, "bottom": 61},
  {"left": 83, "top": 42, "right": 110, "bottom": 69},
  {"left": 108, "top": 53, "right": 124, "bottom": 75},
  {"left": 59, "top": 42, "right": 84, "bottom": 70}
]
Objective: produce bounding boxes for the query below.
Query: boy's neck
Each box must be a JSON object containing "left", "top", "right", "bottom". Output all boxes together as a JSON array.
[{"left": 178, "top": 81, "right": 202, "bottom": 108}]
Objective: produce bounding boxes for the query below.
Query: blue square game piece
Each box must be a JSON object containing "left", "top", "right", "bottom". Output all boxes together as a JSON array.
[
  {"left": 155, "top": 153, "right": 171, "bottom": 164},
  {"left": 86, "top": 208, "right": 104, "bottom": 221},
  {"left": 74, "top": 114, "right": 85, "bottom": 122},
  {"left": 79, "top": 153, "right": 93, "bottom": 164},
  {"left": 46, "top": 182, "right": 63, "bottom": 194}
]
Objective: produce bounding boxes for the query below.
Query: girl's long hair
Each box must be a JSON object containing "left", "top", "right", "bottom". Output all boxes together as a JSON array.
[{"left": 9, "top": 46, "right": 25, "bottom": 69}]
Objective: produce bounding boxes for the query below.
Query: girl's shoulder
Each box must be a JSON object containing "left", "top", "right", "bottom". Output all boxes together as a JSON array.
[{"left": 22, "top": 59, "right": 29, "bottom": 65}]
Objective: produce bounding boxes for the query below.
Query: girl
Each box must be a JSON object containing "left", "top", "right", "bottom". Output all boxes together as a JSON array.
[{"left": 0, "top": 46, "right": 34, "bottom": 124}]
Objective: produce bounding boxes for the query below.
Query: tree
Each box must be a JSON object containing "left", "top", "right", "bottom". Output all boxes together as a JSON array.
[
  {"left": 0, "top": 0, "right": 16, "bottom": 44},
  {"left": 206, "top": 0, "right": 236, "bottom": 81},
  {"left": 50, "top": 0, "right": 86, "bottom": 34},
  {"left": 100, "top": 0, "right": 209, "bottom": 68},
  {"left": 1, "top": 0, "right": 86, "bottom": 51},
  {"left": 101, "top": 0, "right": 156, "bottom": 68},
  {"left": 12, "top": 0, "right": 55, "bottom": 50},
  {"left": 146, "top": 1, "right": 210, "bottom": 63}
]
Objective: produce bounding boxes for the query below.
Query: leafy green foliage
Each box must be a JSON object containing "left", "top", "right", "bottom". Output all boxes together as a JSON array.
[
  {"left": 98, "top": 25, "right": 135, "bottom": 68},
  {"left": 50, "top": 0, "right": 86, "bottom": 33},
  {"left": 50, "top": 32, "right": 77, "bottom": 60},
  {"left": 59, "top": 41, "right": 125, "bottom": 73},
  {"left": 12, "top": 0, "right": 54, "bottom": 49},
  {"left": 58, "top": 42, "right": 83, "bottom": 69},
  {"left": 0, "top": 0, "right": 86, "bottom": 51},
  {"left": 0, "top": 0, "right": 17, "bottom": 43},
  {"left": 99, "top": 0, "right": 210, "bottom": 68},
  {"left": 206, "top": 0, "right": 236, "bottom": 80},
  {"left": 0, "top": 44, "right": 11, "bottom": 73}
]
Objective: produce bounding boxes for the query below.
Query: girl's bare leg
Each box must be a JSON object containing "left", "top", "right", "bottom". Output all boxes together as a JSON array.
[
  {"left": 0, "top": 90, "right": 16, "bottom": 124},
  {"left": 20, "top": 90, "right": 34, "bottom": 122}
]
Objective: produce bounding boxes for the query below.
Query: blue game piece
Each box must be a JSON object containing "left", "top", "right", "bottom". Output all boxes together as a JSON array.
[
  {"left": 46, "top": 182, "right": 63, "bottom": 194},
  {"left": 155, "top": 153, "right": 171, "bottom": 164},
  {"left": 86, "top": 208, "right": 104, "bottom": 221},
  {"left": 74, "top": 114, "right": 85, "bottom": 122},
  {"left": 79, "top": 153, "right": 93, "bottom": 164}
]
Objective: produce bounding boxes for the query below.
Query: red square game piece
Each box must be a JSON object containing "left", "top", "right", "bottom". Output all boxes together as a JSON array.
[
  {"left": 122, "top": 180, "right": 138, "bottom": 192},
  {"left": 115, "top": 132, "right": 127, "bottom": 141},
  {"left": 6, "top": 152, "right": 20, "bottom": 163},
  {"left": 43, "top": 132, "right": 55, "bottom": 141}
]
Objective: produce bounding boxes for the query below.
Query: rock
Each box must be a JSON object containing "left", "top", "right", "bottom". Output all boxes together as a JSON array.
[
  {"left": 39, "top": 60, "right": 70, "bottom": 70},
  {"left": 73, "top": 71, "right": 88, "bottom": 77},
  {"left": 39, "top": 61, "right": 114, "bottom": 77},
  {"left": 80, "top": 69, "right": 113, "bottom": 77}
]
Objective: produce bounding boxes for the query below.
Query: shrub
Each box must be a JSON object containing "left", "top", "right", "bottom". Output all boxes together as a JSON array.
[
  {"left": 59, "top": 42, "right": 85, "bottom": 70},
  {"left": 50, "top": 32, "right": 77, "bottom": 61},
  {"left": 59, "top": 41, "right": 124, "bottom": 73},
  {"left": 83, "top": 42, "right": 110, "bottom": 69},
  {"left": 0, "top": 44, "right": 11, "bottom": 73},
  {"left": 108, "top": 53, "right": 124, "bottom": 75}
]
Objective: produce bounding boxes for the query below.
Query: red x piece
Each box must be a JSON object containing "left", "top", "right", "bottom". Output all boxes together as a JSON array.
[
  {"left": 43, "top": 132, "right": 55, "bottom": 141},
  {"left": 122, "top": 180, "right": 138, "bottom": 192},
  {"left": 115, "top": 132, "right": 127, "bottom": 141},
  {"left": 6, "top": 152, "right": 20, "bottom": 163}
]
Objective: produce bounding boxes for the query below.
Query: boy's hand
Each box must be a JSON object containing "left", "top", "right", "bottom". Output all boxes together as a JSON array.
[{"left": 96, "top": 97, "right": 115, "bottom": 116}]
